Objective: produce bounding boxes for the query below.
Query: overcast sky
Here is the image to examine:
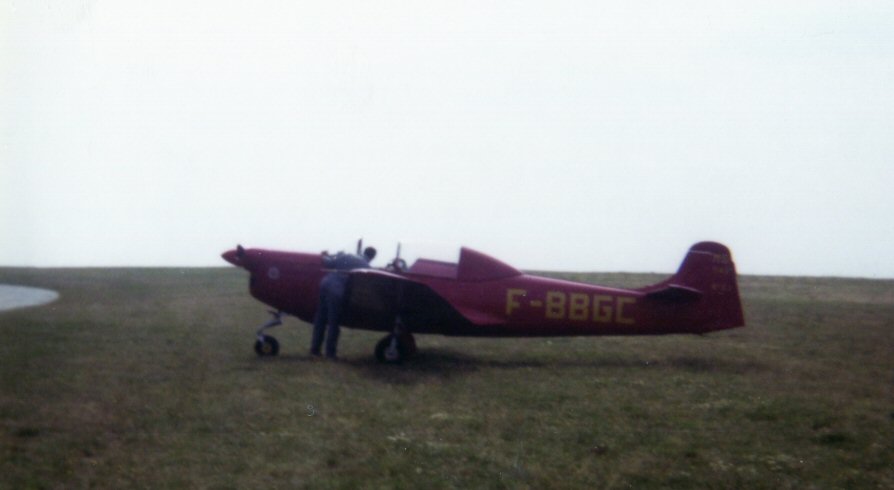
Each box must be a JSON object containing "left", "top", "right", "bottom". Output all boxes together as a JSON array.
[{"left": 2, "top": 1, "right": 892, "bottom": 277}]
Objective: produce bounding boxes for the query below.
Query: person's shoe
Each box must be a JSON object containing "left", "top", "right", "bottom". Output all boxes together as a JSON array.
[{"left": 310, "top": 349, "right": 322, "bottom": 357}]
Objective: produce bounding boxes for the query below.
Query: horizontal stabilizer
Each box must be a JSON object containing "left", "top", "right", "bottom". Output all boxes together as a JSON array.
[{"left": 644, "top": 284, "right": 703, "bottom": 302}]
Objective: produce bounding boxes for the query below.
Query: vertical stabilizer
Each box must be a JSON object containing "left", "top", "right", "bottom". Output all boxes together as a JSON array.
[
  {"left": 644, "top": 242, "right": 745, "bottom": 332},
  {"left": 676, "top": 242, "right": 745, "bottom": 331}
]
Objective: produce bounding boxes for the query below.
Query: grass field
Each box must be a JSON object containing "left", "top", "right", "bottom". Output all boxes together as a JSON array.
[{"left": 1, "top": 267, "right": 892, "bottom": 489}]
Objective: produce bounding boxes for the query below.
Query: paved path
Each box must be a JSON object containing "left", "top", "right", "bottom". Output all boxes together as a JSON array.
[{"left": 0, "top": 285, "right": 60, "bottom": 312}]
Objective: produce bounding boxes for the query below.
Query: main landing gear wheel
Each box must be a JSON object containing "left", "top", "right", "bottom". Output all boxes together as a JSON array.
[
  {"left": 375, "top": 333, "right": 416, "bottom": 364},
  {"left": 255, "top": 335, "right": 280, "bottom": 357}
]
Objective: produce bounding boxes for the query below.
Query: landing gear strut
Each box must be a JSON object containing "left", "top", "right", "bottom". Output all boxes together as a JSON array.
[{"left": 254, "top": 310, "right": 283, "bottom": 357}]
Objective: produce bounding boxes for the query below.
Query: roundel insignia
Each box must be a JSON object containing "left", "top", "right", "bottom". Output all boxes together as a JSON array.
[{"left": 267, "top": 267, "right": 280, "bottom": 280}]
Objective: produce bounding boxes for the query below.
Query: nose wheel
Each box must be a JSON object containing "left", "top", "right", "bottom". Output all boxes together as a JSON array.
[
  {"left": 254, "top": 311, "right": 283, "bottom": 357},
  {"left": 255, "top": 335, "right": 280, "bottom": 356}
]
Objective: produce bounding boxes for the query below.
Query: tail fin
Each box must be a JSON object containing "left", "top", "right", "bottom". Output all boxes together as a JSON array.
[{"left": 644, "top": 242, "right": 745, "bottom": 332}]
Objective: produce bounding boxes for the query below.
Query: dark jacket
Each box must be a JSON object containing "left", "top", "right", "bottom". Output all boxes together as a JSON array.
[{"left": 320, "top": 252, "right": 371, "bottom": 297}]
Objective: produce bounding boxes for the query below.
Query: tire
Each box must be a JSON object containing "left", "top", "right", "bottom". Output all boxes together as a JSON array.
[
  {"left": 400, "top": 333, "right": 417, "bottom": 357},
  {"left": 254, "top": 335, "right": 280, "bottom": 357},
  {"left": 375, "top": 334, "right": 406, "bottom": 364}
]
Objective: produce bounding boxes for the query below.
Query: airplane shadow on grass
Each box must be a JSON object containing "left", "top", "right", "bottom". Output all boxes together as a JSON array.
[{"left": 337, "top": 347, "right": 767, "bottom": 385}]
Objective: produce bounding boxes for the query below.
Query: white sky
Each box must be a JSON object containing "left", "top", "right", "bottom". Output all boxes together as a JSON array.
[{"left": 2, "top": 1, "right": 893, "bottom": 277}]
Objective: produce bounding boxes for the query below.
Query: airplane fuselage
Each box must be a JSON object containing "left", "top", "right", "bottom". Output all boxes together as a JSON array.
[{"left": 223, "top": 244, "right": 743, "bottom": 338}]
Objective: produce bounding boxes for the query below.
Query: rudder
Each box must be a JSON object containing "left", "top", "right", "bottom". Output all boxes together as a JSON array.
[
  {"left": 674, "top": 242, "right": 745, "bottom": 331},
  {"left": 644, "top": 242, "right": 745, "bottom": 332}
]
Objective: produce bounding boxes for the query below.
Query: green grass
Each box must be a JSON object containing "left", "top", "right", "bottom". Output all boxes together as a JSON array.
[{"left": 1, "top": 267, "right": 892, "bottom": 489}]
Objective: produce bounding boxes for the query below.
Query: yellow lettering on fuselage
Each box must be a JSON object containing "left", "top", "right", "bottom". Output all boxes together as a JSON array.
[
  {"left": 592, "top": 294, "right": 613, "bottom": 323},
  {"left": 569, "top": 293, "right": 589, "bottom": 321},
  {"left": 616, "top": 296, "right": 636, "bottom": 325},
  {"left": 546, "top": 291, "right": 566, "bottom": 319},
  {"left": 506, "top": 288, "right": 526, "bottom": 316},
  {"left": 505, "top": 289, "right": 637, "bottom": 325}
]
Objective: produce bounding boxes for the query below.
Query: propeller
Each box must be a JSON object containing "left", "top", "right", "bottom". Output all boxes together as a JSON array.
[{"left": 390, "top": 242, "right": 407, "bottom": 272}]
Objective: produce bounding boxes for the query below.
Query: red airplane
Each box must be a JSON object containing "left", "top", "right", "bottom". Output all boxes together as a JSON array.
[{"left": 222, "top": 241, "right": 744, "bottom": 363}]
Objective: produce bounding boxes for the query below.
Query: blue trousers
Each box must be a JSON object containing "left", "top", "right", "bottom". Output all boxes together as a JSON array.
[{"left": 311, "top": 287, "right": 343, "bottom": 357}]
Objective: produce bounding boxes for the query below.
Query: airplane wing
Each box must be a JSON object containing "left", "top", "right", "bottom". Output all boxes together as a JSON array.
[{"left": 340, "top": 269, "right": 474, "bottom": 334}]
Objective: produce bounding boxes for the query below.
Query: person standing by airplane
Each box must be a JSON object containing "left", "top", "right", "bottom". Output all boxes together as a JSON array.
[{"left": 311, "top": 246, "right": 377, "bottom": 359}]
